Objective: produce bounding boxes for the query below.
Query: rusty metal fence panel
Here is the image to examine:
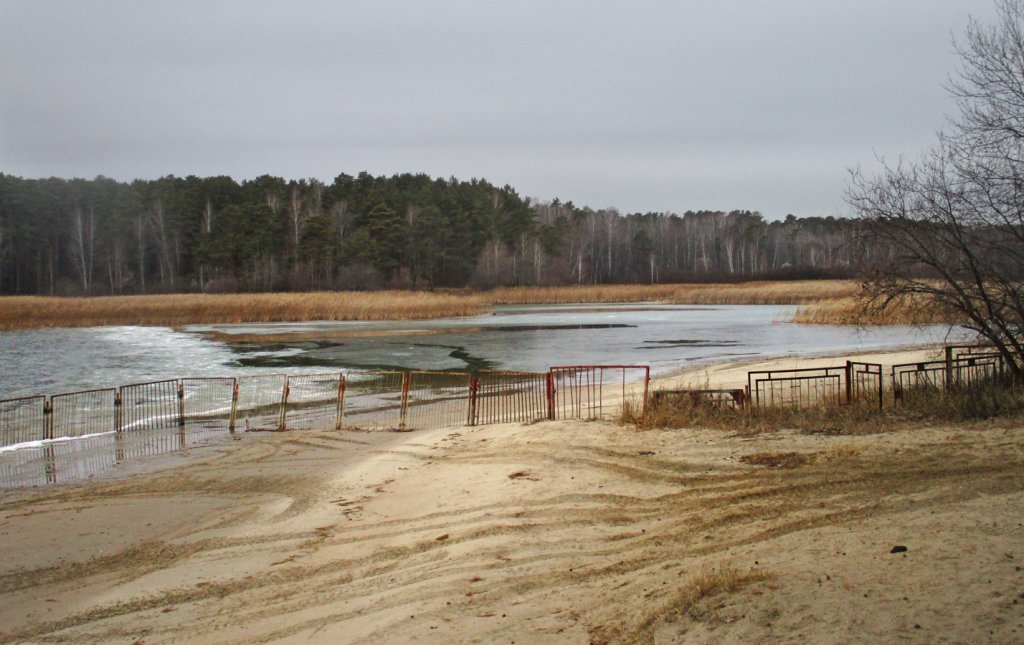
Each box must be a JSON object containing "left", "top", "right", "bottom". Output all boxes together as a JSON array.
[
  {"left": 404, "top": 372, "right": 471, "bottom": 430},
  {"left": 181, "top": 377, "right": 236, "bottom": 431},
  {"left": 473, "top": 371, "right": 550, "bottom": 425},
  {"left": 847, "top": 362, "right": 884, "bottom": 409},
  {"left": 283, "top": 372, "right": 344, "bottom": 431},
  {"left": 651, "top": 389, "right": 747, "bottom": 409},
  {"left": 0, "top": 396, "right": 46, "bottom": 447},
  {"left": 235, "top": 374, "right": 287, "bottom": 431},
  {"left": 748, "top": 367, "right": 844, "bottom": 409},
  {"left": 550, "top": 366, "right": 650, "bottom": 421},
  {"left": 893, "top": 353, "right": 1005, "bottom": 402},
  {"left": 891, "top": 360, "right": 946, "bottom": 400},
  {"left": 119, "top": 380, "right": 181, "bottom": 432},
  {"left": 341, "top": 371, "right": 406, "bottom": 430},
  {"left": 51, "top": 388, "right": 117, "bottom": 439}
]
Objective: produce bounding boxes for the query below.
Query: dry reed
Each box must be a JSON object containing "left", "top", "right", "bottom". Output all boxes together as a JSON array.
[
  {"left": 487, "top": 280, "right": 860, "bottom": 306},
  {"left": 0, "top": 291, "right": 488, "bottom": 330},
  {"left": 0, "top": 280, "right": 959, "bottom": 329},
  {"left": 792, "top": 296, "right": 960, "bottom": 325}
]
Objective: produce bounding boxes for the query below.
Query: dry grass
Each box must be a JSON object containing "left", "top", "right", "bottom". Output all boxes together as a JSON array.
[
  {"left": 487, "top": 280, "right": 859, "bottom": 306},
  {"left": 628, "top": 378, "right": 1024, "bottom": 436},
  {"left": 793, "top": 295, "right": 960, "bottom": 325},
  {"left": 0, "top": 280, "right": 964, "bottom": 329},
  {"left": 626, "top": 395, "right": 889, "bottom": 435},
  {"left": 0, "top": 291, "right": 488, "bottom": 329},
  {"left": 613, "top": 565, "right": 772, "bottom": 644}
]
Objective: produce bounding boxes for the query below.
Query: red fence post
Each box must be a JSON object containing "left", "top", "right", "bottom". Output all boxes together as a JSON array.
[
  {"left": 43, "top": 398, "right": 53, "bottom": 440},
  {"left": 177, "top": 381, "right": 186, "bottom": 427},
  {"left": 278, "top": 379, "right": 290, "bottom": 431},
  {"left": 945, "top": 345, "right": 954, "bottom": 391},
  {"left": 844, "top": 361, "right": 853, "bottom": 405},
  {"left": 642, "top": 366, "right": 650, "bottom": 416},
  {"left": 468, "top": 375, "right": 479, "bottom": 426},
  {"left": 546, "top": 372, "right": 555, "bottom": 420},
  {"left": 336, "top": 374, "right": 346, "bottom": 431},
  {"left": 229, "top": 380, "right": 239, "bottom": 433},
  {"left": 400, "top": 372, "right": 411, "bottom": 430}
]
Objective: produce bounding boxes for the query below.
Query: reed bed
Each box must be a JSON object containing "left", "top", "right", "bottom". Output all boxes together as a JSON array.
[
  {"left": 487, "top": 280, "right": 860, "bottom": 306},
  {"left": 792, "top": 296, "right": 960, "bottom": 325},
  {"left": 0, "top": 280, "right": 959, "bottom": 329},
  {"left": 0, "top": 291, "right": 488, "bottom": 329}
]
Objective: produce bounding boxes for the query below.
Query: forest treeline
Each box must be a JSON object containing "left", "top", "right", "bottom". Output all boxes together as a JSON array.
[{"left": 0, "top": 172, "right": 866, "bottom": 295}]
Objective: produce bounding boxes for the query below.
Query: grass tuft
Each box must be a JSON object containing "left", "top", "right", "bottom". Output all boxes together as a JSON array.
[{"left": 602, "top": 565, "right": 771, "bottom": 644}]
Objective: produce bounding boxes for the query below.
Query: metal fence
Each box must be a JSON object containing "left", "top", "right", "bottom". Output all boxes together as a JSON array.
[
  {"left": 892, "top": 352, "right": 1006, "bottom": 401},
  {"left": 550, "top": 366, "right": 651, "bottom": 421},
  {"left": 8, "top": 343, "right": 1016, "bottom": 452},
  {"left": 747, "top": 361, "right": 884, "bottom": 410},
  {"left": 341, "top": 371, "right": 406, "bottom": 431},
  {"left": 0, "top": 365, "right": 658, "bottom": 450},
  {"left": 473, "top": 370, "right": 551, "bottom": 425},
  {"left": 284, "top": 373, "right": 344, "bottom": 431},
  {"left": 236, "top": 374, "right": 287, "bottom": 431}
]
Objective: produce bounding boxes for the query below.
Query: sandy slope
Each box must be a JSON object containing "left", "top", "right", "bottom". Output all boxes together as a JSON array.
[{"left": 1, "top": 349, "right": 1023, "bottom": 643}]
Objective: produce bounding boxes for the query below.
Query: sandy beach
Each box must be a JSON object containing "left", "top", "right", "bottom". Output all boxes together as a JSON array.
[{"left": 2, "top": 346, "right": 1023, "bottom": 644}]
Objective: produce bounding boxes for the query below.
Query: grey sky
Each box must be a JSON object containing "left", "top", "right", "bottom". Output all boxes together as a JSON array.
[{"left": 0, "top": 0, "right": 998, "bottom": 218}]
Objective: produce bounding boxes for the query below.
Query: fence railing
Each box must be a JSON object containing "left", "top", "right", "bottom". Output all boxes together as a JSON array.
[
  {"left": 0, "top": 365, "right": 653, "bottom": 449},
  {"left": 550, "top": 366, "right": 651, "bottom": 421}
]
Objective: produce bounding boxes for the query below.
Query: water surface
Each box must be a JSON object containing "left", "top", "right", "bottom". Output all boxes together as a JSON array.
[{"left": 0, "top": 304, "right": 967, "bottom": 399}]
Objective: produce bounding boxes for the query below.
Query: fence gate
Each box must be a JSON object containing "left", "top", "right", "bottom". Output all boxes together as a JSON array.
[
  {"left": 472, "top": 371, "right": 551, "bottom": 425},
  {"left": 283, "top": 373, "right": 345, "bottom": 431},
  {"left": 340, "top": 371, "right": 406, "bottom": 430},
  {"left": 748, "top": 367, "right": 844, "bottom": 409},
  {"left": 846, "top": 361, "right": 884, "bottom": 410},
  {"left": 550, "top": 366, "right": 650, "bottom": 420},
  {"left": 50, "top": 388, "right": 118, "bottom": 439},
  {"left": 181, "top": 378, "right": 236, "bottom": 431},
  {"left": 0, "top": 396, "right": 46, "bottom": 447},
  {"left": 118, "top": 380, "right": 182, "bottom": 432},
  {"left": 404, "top": 372, "right": 472, "bottom": 430},
  {"left": 235, "top": 374, "right": 287, "bottom": 431}
]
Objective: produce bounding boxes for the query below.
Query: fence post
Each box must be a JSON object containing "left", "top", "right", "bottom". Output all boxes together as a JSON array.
[
  {"left": 228, "top": 380, "right": 239, "bottom": 434},
  {"left": 399, "top": 372, "right": 411, "bottom": 430},
  {"left": 844, "top": 361, "right": 853, "bottom": 405},
  {"left": 945, "top": 345, "right": 954, "bottom": 391},
  {"left": 468, "top": 375, "right": 479, "bottom": 426},
  {"left": 177, "top": 381, "right": 186, "bottom": 428},
  {"left": 115, "top": 389, "right": 123, "bottom": 432},
  {"left": 278, "top": 378, "right": 290, "bottom": 431},
  {"left": 336, "top": 374, "right": 346, "bottom": 431},
  {"left": 642, "top": 367, "right": 650, "bottom": 416},
  {"left": 546, "top": 372, "right": 556, "bottom": 420},
  {"left": 877, "top": 365, "right": 884, "bottom": 411},
  {"left": 43, "top": 398, "right": 53, "bottom": 441}
]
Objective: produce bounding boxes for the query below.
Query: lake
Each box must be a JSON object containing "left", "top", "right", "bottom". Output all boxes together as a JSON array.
[{"left": 0, "top": 304, "right": 968, "bottom": 400}]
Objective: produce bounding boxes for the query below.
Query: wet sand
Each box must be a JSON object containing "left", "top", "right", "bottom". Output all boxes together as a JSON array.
[{"left": 1, "top": 347, "right": 1022, "bottom": 643}]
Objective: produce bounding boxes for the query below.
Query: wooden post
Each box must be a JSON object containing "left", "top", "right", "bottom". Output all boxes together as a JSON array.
[
  {"left": 43, "top": 398, "right": 53, "bottom": 440},
  {"left": 399, "top": 372, "right": 411, "bottom": 430},
  {"left": 546, "top": 372, "right": 555, "bottom": 420},
  {"left": 177, "top": 382, "right": 186, "bottom": 428},
  {"left": 278, "top": 379, "right": 290, "bottom": 431},
  {"left": 844, "top": 361, "right": 853, "bottom": 405},
  {"left": 468, "top": 375, "right": 479, "bottom": 426},
  {"left": 642, "top": 367, "right": 650, "bottom": 416},
  {"left": 114, "top": 389, "right": 123, "bottom": 432},
  {"left": 335, "top": 374, "right": 346, "bottom": 431},
  {"left": 945, "top": 345, "right": 954, "bottom": 391},
  {"left": 228, "top": 380, "right": 239, "bottom": 434}
]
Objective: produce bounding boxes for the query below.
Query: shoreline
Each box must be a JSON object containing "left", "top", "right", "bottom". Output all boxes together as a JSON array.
[{"left": 0, "top": 345, "right": 1020, "bottom": 643}]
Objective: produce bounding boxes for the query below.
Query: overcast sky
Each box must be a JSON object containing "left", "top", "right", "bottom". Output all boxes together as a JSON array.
[{"left": 0, "top": 0, "right": 1000, "bottom": 218}]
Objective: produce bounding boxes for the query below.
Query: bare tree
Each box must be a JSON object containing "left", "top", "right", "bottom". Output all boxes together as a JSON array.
[
  {"left": 70, "top": 205, "right": 96, "bottom": 293},
  {"left": 850, "top": 0, "right": 1024, "bottom": 375}
]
